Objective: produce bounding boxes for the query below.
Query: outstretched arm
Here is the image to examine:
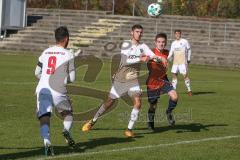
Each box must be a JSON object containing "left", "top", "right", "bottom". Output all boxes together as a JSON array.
[
  {"left": 64, "top": 70, "right": 75, "bottom": 84},
  {"left": 64, "top": 55, "right": 76, "bottom": 84}
]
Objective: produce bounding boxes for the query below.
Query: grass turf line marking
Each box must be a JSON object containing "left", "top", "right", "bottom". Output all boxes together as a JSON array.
[
  {"left": 0, "top": 81, "right": 36, "bottom": 85},
  {"left": 36, "top": 135, "right": 240, "bottom": 160},
  {"left": 0, "top": 80, "right": 224, "bottom": 85}
]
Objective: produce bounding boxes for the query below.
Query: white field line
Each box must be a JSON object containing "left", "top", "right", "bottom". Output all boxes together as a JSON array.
[
  {"left": 0, "top": 81, "right": 36, "bottom": 85},
  {"left": 36, "top": 135, "right": 240, "bottom": 160},
  {"left": 0, "top": 80, "right": 224, "bottom": 85},
  {"left": 192, "top": 80, "right": 224, "bottom": 83}
]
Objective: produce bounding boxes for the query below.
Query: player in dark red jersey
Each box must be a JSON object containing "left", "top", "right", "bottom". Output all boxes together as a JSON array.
[{"left": 146, "top": 33, "right": 178, "bottom": 130}]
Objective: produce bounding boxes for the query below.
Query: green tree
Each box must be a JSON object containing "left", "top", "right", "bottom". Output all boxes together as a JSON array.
[
  {"left": 171, "top": 0, "right": 182, "bottom": 15},
  {"left": 218, "top": 0, "right": 240, "bottom": 18}
]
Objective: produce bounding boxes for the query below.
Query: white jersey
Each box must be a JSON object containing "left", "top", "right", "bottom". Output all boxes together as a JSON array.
[
  {"left": 35, "top": 45, "right": 74, "bottom": 95},
  {"left": 114, "top": 40, "right": 155, "bottom": 82},
  {"left": 168, "top": 38, "right": 191, "bottom": 65}
]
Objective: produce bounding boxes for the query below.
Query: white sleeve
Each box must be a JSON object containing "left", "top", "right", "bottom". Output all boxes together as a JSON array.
[
  {"left": 168, "top": 42, "right": 174, "bottom": 60},
  {"left": 186, "top": 40, "right": 191, "bottom": 61},
  {"left": 38, "top": 53, "right": 43, "bottom": 63},
  {"left": 142, "top": 44, "right": 155, "bottom": 59},
  {"left": 35, "top": 65, "right": 42, "bottom": 79},
  {"left": 69, "top": 48, "right": 82, "bottom": 57},
  {"left": 64, "top": 70, "right": 76, "bottom": 84},
  {"left": 68, "top": 53, "right": 75, "bottom": 83},
  {"left": 64, "top": 53, "right": 76, "bottom": 84},
  {"left": 68, "top": 70, "right": 76, "bottom": 82},
  {"left": 35, "top": 54, "right": 43, "bottom": 79},
  {"left": 68, "top": 53, "right": 75, "bottom": 72}
]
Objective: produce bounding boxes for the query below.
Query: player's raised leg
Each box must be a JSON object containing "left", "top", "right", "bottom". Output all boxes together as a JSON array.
[{"left": 82, "top": 97, "right": 115, "bottom": 132}]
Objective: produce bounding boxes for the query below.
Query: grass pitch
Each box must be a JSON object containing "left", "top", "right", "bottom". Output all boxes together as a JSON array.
[{"left": 0, "top": 54, "right": 239, "bottom": 160}]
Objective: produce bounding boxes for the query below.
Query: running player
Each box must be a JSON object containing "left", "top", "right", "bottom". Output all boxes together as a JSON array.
[
  {"left": 168, "top": 30, "right": 192, "bottom": 96},
  {"left": 82, "top": 24, "right": 158, "bottom": 137},
  {"left": 146, "top": 33, "right": 178, "bottom": 130},
  {"left": 35, "top": 26, "right": 76, "bottom": 156}
]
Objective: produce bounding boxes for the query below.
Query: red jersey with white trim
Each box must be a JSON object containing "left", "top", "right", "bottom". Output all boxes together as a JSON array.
[{"left": 146, "top": 48, "right": 169, "bottom": 90}]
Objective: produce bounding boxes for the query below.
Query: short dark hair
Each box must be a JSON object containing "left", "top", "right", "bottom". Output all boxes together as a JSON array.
[
  {"left": 132, "top": 24, "right": 143, "bottom": 31},
  {"left": 55, "top": 26, "right": 69, "bottom": 42},
  {"left": 155, "top": 33, "right": 167, "bottom": 41},
  {"left": 174, "top": 29, "right": 182, "bottom": 33}
]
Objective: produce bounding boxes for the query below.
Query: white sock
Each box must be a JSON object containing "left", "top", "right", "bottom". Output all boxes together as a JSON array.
[
  {"left": 44, "top": 138, "right": 51, "bottom": 146},
  {"left": 127, "top": 108, "right": 140, "bottom": 130},
  {"left": 185, "top": 79, "right": 191, "bottom": 92},
  {"left": 63, "top": 115, "right": 73, "bottom": 131},
  {"left": 93, "top": 104, "right": 106, "bottom": 122},
  {"left": 172, "top": 79, "right": 178, "bottom": 90}
]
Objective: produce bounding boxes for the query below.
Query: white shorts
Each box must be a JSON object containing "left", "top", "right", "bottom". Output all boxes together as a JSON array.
[
  {"left": 171, "top": 64, "right": 188, "bottom": 75},
  {"left": 36, "top": 92, "right": 72, "bottom": 118},
  {"left": 109, "top": 80, "right": 141, "bottom": 99}
]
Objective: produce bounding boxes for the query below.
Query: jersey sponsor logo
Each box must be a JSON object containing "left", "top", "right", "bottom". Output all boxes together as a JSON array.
[
  {"left": 175, "top": 48, "right": 184, "bottom": 51},
  {"left": 128, "top": 55, "right": 140, "bottom": 59}
]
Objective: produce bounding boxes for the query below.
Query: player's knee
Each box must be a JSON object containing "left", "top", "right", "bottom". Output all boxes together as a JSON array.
[
  {"left": 148, "top": 98, "right": 158, "bottom": 106},
  {"left": 134, "top": 102, "right": 141, "bottom": 109},
  {"left": 183, "top": 74, "right": 189, "bottom": 79},
  {"left": 134, "top": 99, "right": 141, "bottom": 109},
  {"left": 63, "top": 114, "right": 73, "bottom": 121},
  {"left": 60, "top": 110, "right": 72, "bottom": 117},
  {"left": 39, "top": 113, "right": 51, "bottom": 125},
  {"left": 105, "top": 97, "right": 115, "bottom": 108},
  {"left": 172, "top": 94, "right": 178, "bottom": 102},
  {"left": 149, "top": 103, "right": 157, "bottom": 112},
  {"left": 172, "top": 74, "right": 178, "bottom": 79},
  {"left": 131, "top": 95, "right": 141, "bottom": 109},
  {"left": 169, "top": 91, "right": 178, "bottom": 102}
]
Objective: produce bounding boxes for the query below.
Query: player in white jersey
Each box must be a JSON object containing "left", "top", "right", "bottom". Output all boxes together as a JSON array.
[
  {"left": 82, "top": 24, "right": 158, "bottom": 137},
  {"left": 168, "top": 30, "right": 192, "bottom": 96},
  {"left": 35, "top": 26, "right": 76, "bottom": 156}
]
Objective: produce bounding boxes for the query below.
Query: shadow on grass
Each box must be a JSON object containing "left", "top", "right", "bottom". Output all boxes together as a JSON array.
[
  {"left": 138, "top": 123, "right": 228, "bottom": 135},
  {"left": 176, "top": 91, "right": 216, "bottom": 96},
  {"left": 0, "top": 146, "right": 79, "bottom": 160},
  {"left": 0, "top": 137, "right": 138, "bottom": 160},
  {"left": 192, "top": 91, "right": 216, "bottom": 95}
]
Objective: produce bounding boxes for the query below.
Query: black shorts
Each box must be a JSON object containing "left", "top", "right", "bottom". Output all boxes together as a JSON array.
[{"left": 147, "top": 79, "right": 174, "bottom": 104}]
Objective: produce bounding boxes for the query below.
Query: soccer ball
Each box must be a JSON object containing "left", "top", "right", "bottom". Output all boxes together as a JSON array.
[{"left": 147, "top": 3, "right": 162, "bottom": 17}]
